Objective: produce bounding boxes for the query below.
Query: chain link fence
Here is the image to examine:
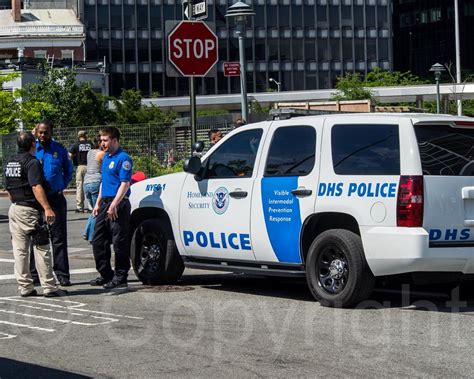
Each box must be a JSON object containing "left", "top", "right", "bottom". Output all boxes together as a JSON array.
[{"left": 0, "top": 115, "right": 246, "bottom": 188}]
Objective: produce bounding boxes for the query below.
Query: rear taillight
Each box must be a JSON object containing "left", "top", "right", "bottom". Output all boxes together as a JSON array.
[{"left": 397, "top": 176, "right": 424, "bottom": 227}]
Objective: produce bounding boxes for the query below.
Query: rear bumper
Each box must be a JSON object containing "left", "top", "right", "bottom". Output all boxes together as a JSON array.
[{"left": 361, "top": 226, "right": 474, "bottom": 276}]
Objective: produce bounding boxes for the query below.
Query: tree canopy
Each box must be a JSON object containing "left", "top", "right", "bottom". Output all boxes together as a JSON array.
[
  {"left": 332, "top": 68, "right": 428, "bottom": 101},
  {"left": 0, "top": 67, "right": 176, "bottom": 133}
]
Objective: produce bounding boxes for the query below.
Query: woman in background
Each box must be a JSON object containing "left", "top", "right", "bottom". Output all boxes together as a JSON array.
[{"left": 83, "top": 136, "right": 105, "bottom": 242}]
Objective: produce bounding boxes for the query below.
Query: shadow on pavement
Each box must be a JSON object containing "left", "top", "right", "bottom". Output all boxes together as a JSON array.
[
  {"left": 0, "top": 358, "right": 91, "bottom": 379},
  {"left": 175, "top": 272, "right": 474, "bottom": 312}
]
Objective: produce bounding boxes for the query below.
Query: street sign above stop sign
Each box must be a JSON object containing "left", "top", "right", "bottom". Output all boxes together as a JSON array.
[{"left": 168, "top": 21, "right": 218, "bottom": 77}]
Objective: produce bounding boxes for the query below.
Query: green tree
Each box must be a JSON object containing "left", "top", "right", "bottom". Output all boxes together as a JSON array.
[
  {"left": 249, "top": 99, "right": 269, "bottom": 114},
  {"left": 332, "top": 68, "right": 430, "bottom": 101},
  {"left": 113, "top": 89, "right": 176, "bottom": 125},
  {"left": 19, "top": 67, "right": 112, "bottom": 128},
  {"left": 364, "top": 67, "right": 428, "bottom": 87},
  {"left": 0, "top": 72, "right": 20, "bottom": 133},
  {"left": 332, "top": 73, "right": 373, "bottom": 101}
]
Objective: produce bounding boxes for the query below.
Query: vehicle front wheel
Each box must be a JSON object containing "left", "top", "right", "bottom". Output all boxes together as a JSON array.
[
  {"left": 306, "top": 229, "right": 375, "bottom": 308},
  {"left": 131, "top": 219, "right": 184, "bottom": 285}
]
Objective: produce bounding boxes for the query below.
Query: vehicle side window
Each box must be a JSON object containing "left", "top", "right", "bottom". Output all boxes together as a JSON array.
[
  {"left": 205, "top": 129, "right": 263, "bottom": 179},
  {"left": 332, "top": 124, "right": 400, "bottom": 175},
  {"left": 265, "top": 125, "right": 316, "bottom": 176}
]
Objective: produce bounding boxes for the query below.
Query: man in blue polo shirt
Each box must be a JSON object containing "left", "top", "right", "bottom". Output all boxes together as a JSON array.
[
  {"left": 91, "top": 126, "right": 133, "bottom": 289},
  {"left": 31, "top": 120, "right": 73, "bottom": 286}
]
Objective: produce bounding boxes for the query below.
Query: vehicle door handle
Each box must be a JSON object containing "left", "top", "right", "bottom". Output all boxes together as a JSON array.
[
  {"left": 291, "top": 188, "right": 312, "bottom": 197},
  {"left": 229, "top": 190, "right": 248, "bottom": 199}
]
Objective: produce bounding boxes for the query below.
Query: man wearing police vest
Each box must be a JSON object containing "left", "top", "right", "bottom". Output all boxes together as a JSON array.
[
  {"left": 69, "top": 130, "right": 92, "bottom": 213},
  {"left": 5, "top": 131, "right": 67, "bottom": 297}
]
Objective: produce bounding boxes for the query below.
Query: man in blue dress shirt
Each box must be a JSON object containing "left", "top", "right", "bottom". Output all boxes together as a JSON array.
[
  {"left": 31, "top": 120, "right": 73, "bottom": 286},
  {"left": 91, "top": 126, "right": 132, "bottom": 289}
]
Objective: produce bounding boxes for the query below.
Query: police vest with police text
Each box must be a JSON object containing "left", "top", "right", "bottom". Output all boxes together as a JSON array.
[{"left": 5, "top": 153, "right": 37, "bottom": 203}]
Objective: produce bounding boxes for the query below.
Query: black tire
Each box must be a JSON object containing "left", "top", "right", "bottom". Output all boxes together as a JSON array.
[
  {"left": 130, "top": 219, "right": 184, "bottom": 285},
  {"left": 306, "top": 229, "right": 375, "bottom": 308}
]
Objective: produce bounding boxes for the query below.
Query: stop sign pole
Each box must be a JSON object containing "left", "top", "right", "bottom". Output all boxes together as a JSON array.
[
  {"left": 188, "top": 0, "right": 197, "bottom": 151},
  {"left": 167, "top": 16, "right": 217, "bottom": 153}
]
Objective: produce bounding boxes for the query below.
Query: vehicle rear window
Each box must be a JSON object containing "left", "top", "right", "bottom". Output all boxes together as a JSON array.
[
  {"left": 414, "top": 125, "right": 474, "bottom": 176},
  {"left": 331, "top": 124, "right": 400, "bottom": 175}
]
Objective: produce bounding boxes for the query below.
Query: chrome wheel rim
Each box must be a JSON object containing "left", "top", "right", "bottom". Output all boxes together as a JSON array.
[{"left": 316, "top": 245, "right": 348, "bottom": 295}]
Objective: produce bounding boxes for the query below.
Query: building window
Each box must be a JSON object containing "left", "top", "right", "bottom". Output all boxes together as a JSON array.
[
  {"left": 61, "top": 50, "right": 74, "bottom": 60},
  {"left": 34, "top": 50, "right": 47, "bottom": 59}
]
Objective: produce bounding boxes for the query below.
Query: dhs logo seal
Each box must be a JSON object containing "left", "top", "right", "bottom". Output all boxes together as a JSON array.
[{"left": 212, "top": 187, "right": 229, "bottom": 215}]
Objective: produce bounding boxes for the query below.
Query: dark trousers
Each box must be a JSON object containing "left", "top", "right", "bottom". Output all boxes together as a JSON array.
[
  {"left": 92, "top": 198, "right": 131, "bottom": 282},
  {"left": 31, "top": 193, "right": 69, "bottom": 280}
]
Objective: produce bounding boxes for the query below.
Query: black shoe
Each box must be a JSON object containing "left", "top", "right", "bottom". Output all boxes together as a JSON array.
[
  {"left": 90, "top": 277, "right": 108, "bottom": 286},
  {"left": 44, "top": 289, "right": 68, "bottom": 297},
  {"left": 21, "top": 289, "right": 38, "bottom": 297},
  {"left": 58, "top": 278, "right": 72, "bottom": 287},
  {"left": 75, "top": 208, "right": 83, "bottom": 213},
  {"left": 103, "top": 280, "right": 128, "bottom": 290},
  {"left": 32, "top": 277, "right": 41, "bottom": 286}
]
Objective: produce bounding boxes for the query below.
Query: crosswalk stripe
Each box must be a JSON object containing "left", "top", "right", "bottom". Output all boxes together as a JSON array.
[{"left": 0, "top": 268, "right": 97, "bottom": 281}]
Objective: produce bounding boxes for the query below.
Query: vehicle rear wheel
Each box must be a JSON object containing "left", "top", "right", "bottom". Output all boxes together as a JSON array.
[
  {"left": 306, "top": 229, "right": 375, "bottom": 308},
  {"left": 131, "top": 219, "right": 184, "bottom": 285}
]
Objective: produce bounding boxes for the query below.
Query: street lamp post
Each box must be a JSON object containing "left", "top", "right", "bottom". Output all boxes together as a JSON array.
[
  {"left": 430, "top": 63, "right": 446, "bottom": 114},
  {"left": 454, "top": 0, "right": 462, "bottom": 116},
  {"left": 269, "top": 77, "right": 281, "bottom": 92},
  {"left": 225, "top": 2, "right": 255, "bottom": 123}
]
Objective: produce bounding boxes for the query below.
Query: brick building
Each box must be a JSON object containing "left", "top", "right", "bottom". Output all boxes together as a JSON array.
[{"left": 0, "top": 0, "right": 85, "bottom": 61}]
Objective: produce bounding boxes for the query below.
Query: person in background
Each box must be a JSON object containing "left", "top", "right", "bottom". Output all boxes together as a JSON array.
[
  {"left": 235, "top": 118, "right": 246, "bottom": 127},
  {"left": 31, "top": 120, "right": 73, "bottom": 287},
  {"left": 90, "top": 126, "right": 133, "bottom": 289},
  {"left": 208, "top": 128, "right": 223, "bottom": 148},
  {"left": 83, "top": 136, "right": 105, "bottom": 242},
  {"left": 6, "top": 131, "right": 67, "bottom": 297},
  {"left": 69, "top": 131, "right": 93, "bottom": 213}
]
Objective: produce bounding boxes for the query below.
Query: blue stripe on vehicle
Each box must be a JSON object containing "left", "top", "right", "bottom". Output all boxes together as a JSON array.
[{"left": 261, "top": 177, "right": 302, "bottom": 263}]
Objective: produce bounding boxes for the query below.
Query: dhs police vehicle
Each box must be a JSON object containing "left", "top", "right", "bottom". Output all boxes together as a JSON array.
[{"left": 129, "top": 113, "right": 474, "bottom": 307}]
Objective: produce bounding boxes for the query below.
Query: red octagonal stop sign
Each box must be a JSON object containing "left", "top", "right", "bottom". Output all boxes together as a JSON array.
[{"left": 168, "top": 21, "right": 218, "bottom": 77}]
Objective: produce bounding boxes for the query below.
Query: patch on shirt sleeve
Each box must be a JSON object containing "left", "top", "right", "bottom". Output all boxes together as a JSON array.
[{"left": 122, "top": 160, "right": 132, "bottom": 171}]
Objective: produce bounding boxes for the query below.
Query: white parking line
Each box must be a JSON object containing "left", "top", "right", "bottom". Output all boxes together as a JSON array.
[
  {"left": 0, "top": 297, "right": 144, "bottom": 320},
  {"left": 0, "top": 332, "right": 17, "bottom": 340},
  {"left": 0, "top": 308, "right": 119, "bottom": 326},
  {"left": 0, "top": 320, "right": 54, "bottom": 332},
  {"left": 0, "top": 258, "right": 15, "bottom": 263},
  {"left": 0, "top": 268, "right": 97, "bottom": 281},
  {"left": 5, "top": 248, "right": 89, "bottom": 254}
]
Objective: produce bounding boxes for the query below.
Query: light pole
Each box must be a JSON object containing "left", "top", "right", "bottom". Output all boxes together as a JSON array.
[
  {"left": 430, "top": 63, "right": 446, "bottom": 114},
  {"left": 269, "top": 77, "right": 281, "bottom": 92},
  {"left": 454, "top": 0, "right": 462, "bottom": 116},
  {"left": 225, "top": 1, "right": 255, "bottom": 123}
]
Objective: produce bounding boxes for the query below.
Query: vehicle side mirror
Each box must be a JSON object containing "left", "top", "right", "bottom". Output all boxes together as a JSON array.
[
  {"left": 192, "top": 141, "right": 205, "bottom": 153},
  {"left": 183, "top": 156, "right": 202, "bottom": 175}
]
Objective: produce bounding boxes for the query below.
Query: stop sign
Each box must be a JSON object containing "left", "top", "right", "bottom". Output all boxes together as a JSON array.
[{"left": 168, "top": 21, "right": 218, "bottom": 77}]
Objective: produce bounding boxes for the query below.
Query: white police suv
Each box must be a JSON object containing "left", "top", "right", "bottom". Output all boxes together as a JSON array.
[{"left": 129, "top": 113, "right": 474, "bottom": 307}]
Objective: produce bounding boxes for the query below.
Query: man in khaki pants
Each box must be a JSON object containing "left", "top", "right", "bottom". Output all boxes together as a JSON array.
[
  {"left": 5, "top": 131, "right": 66, "bottom": 297},
  {"left": 70, "top": 131, "right": 92, "bottom": 212}
]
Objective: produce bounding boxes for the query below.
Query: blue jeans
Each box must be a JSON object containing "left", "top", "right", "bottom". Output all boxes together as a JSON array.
[{"left": 83, "top": 181, "right": 101, "bottom": 242}]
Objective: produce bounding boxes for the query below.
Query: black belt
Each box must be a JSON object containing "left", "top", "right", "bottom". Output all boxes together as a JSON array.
[
  {"left": 102, "top": 197, "right": 128, "bottom": 204},
  {"left": 48, "top": 191, "right": 63, "bottom": 197},
  {"left": 13, "top": 201, "right": 39, "bottom": 209}
]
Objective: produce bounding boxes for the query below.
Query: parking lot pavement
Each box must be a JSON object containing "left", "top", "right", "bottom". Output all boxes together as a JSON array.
[{"left": 1, "top": 195, "right": 474, "bottom": 377}]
